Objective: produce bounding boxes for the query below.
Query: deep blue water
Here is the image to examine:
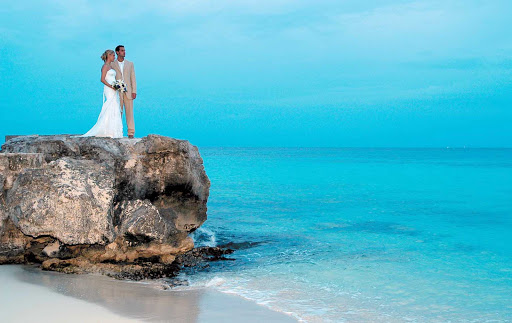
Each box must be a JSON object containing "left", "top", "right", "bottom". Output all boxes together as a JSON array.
[{"left": 189, "top": 148, "right": 512, "bottom": 322}]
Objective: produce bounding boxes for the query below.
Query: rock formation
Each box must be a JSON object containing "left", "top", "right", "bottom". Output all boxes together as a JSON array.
[{"left": 0, "top": 134, "right": 210, "bottom": 279}]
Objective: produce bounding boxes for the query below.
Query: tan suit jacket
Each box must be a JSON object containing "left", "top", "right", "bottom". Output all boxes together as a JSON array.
[{"left": 111, "top": 60, "right": 136, "bottom": 100}]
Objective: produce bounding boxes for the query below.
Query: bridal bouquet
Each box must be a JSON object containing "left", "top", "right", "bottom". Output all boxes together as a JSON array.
[{"left": 112, "top": 80, "right": 127, "bottom": 92}]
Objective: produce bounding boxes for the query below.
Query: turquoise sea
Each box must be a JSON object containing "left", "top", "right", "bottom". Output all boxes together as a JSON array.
[{"left": 189, "top": 148, "right": 512, "bottom": 322}]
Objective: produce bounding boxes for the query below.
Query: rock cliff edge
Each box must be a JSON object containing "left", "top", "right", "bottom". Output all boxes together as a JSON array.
[{"left": 0, "top": 134, "right": 211, "bottom": 279}]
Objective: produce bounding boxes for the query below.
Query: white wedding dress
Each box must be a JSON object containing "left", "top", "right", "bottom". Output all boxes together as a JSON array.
[{"left": 81, "top": 69, "right": 123, "bottom": 138}]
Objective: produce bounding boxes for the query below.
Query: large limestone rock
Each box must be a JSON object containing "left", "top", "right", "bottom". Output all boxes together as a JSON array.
[
  {"left": 7, "top": 157, "right": 116, "bottom": 245},
  {"left": 0, "top": 135, "right": 210, "bottom": 278}
]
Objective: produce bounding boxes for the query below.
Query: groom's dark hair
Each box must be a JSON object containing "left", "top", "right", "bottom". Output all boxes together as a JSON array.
[{"left": 115, "top": 45, "right": 124, "bottom": 53}]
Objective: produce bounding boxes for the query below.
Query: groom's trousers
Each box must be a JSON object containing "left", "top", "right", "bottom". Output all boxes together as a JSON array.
[{"left": 120, "top": 93, "right": 135, "bottom": 136}]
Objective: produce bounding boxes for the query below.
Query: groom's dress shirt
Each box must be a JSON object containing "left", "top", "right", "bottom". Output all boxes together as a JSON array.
[
  {"left": 118, "top": 60, "right": 125, "bottom": 80},
  {"left": 111, "top": 60, "right": 136, "bottom": 97}
]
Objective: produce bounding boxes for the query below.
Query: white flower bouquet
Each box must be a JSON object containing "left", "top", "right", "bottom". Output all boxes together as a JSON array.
[{"left": 113, "top": 80, "right": 127, "bottom": 92}]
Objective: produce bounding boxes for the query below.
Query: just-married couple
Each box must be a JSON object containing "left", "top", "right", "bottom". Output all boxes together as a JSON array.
[{"left": 81, "top": 45, "right": 137, "bottom": 139}]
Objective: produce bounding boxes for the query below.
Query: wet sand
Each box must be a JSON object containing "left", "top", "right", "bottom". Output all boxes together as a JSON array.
[{"left": 0, "top": 265, "right": 297, "bottom": 322}]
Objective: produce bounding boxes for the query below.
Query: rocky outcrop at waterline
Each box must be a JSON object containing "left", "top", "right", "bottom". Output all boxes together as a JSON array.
[{"left": 0, "top": 134, "right": 214, "bottom": 279}]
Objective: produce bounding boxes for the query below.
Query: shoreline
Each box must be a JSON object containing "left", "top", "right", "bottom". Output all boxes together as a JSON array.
[{"left": 0, "top": 265, "right": 297, "bottom": 322}]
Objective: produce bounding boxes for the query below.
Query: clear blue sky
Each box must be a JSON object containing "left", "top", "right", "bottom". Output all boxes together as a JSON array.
[{"left": 1, "top": 1, "right": 511, "bottom": 147}]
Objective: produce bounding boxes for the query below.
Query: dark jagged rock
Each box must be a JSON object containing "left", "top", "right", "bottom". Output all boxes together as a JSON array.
[
  {"left": 0, "top": 134, "right": 210, "bottom": 279},
  {"left": 219, "top": 241, "right": 267, "bottom": 250},
  {"left": 176, "top": 246, "right": 235, "bottom": 268}
]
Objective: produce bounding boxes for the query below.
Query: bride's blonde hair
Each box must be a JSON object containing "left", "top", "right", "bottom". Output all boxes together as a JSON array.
[{"left": 101, "top": 49, "right": 115, "bottom": 62}]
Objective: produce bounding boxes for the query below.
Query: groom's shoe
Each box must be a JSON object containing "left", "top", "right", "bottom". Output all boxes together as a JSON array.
[{"left": 128, "top": 135, "right": 134, "bottom": 139}]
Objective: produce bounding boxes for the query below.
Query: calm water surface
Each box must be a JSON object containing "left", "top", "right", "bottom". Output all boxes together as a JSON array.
[{"left": 189, "top": 148, "right": 512, "bottom": 322}]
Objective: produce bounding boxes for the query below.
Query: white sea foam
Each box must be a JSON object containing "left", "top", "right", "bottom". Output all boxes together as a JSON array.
[
  {"left": 191, "top": 227, "right": 217, "bottom": 247},
  {"left": 185, "top": 274, "right": 326, "bottom": 322},
  {"left": 205, "top": 276, "right": 226, "bottom": 287}
]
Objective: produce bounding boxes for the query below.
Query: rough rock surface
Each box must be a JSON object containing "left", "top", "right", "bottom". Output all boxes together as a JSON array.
[
  {"left": 8, "top": 157, "right": 116, "bottom": 245},
  {"left": 0, "top": 134, "right": 210, "bottom": 279}
]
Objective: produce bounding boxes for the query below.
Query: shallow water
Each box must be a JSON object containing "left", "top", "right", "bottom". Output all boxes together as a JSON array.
[{"left": 190, "top": 148, "right": 512, "bottom": 322}]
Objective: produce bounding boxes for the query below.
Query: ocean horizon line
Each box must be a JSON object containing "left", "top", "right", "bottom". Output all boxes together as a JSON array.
[{"left": 198, "top": 146, "right": 512, "bottom": 150}]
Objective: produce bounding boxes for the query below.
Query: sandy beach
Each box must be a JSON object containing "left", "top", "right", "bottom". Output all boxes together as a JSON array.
[{"left": 0, "top": 265, "right": 297, "bottom": 323}]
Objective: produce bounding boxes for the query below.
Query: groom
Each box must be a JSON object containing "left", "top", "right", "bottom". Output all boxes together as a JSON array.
[{"left": 111, "top": 45, "right": 137, "bottom": 138}]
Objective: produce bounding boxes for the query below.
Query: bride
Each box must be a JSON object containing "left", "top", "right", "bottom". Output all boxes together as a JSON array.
[{"left": 80, "top": 49, "right": 123, "bottom": 138}]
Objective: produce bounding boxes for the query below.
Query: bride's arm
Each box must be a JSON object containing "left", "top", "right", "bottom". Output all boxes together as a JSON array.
[{"left": 100, "top": 65, "right": 114, "bottom": 89}]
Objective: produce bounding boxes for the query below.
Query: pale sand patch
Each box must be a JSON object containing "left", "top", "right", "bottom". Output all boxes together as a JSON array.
[
  {"left": 0, "top": 265, "right": 297, "bottom": 322},
  {"left": 0, "top": 265, "right": 138, "bottom": 323}
]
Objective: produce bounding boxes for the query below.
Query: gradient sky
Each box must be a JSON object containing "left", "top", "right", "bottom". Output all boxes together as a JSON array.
[{"left": 1, "top": 1, "right": 511, "bottom": 147}]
